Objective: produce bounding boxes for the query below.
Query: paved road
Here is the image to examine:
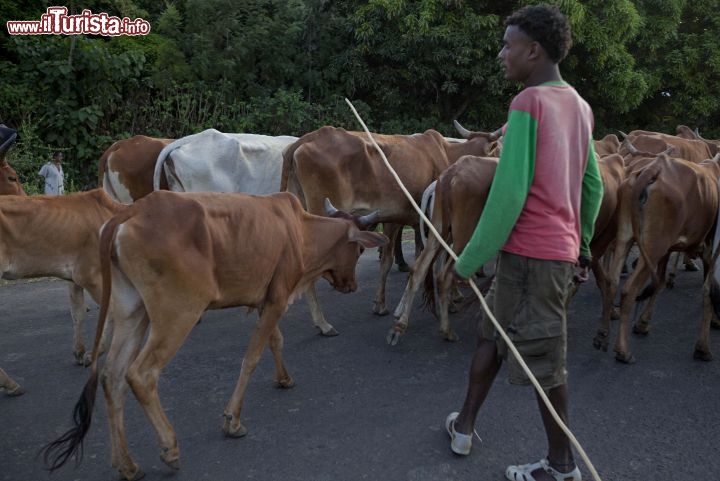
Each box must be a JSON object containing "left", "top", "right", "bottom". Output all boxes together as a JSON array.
[{"left": 1, "top": 244, "right": 719, "bottom": 481}]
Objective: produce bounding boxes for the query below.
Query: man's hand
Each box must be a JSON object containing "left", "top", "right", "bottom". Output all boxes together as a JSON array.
[
  {"left": 573, "top": 255, "right": 591, "bottom": 284},
  {"left": 451, "top": 266, "right": 469, "bottom": 285}
]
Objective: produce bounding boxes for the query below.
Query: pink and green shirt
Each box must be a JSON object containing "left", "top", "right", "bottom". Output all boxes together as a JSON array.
[{"left": 455, "top": 81, "right": 603, "bottom": 278}]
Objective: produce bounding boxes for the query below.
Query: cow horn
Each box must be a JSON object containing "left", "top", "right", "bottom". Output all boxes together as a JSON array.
[
  {"left": 617, "top": 130, "right": 628, "bottom": 139},
  {"left": 357, "top": 210, "right": 380, "bottom": 228},
  {"left": 324, "top": 198, "right": 339, "bottom": 216},
  {"left": 453, "top": 119, "right": 472, "bottom": 139}
]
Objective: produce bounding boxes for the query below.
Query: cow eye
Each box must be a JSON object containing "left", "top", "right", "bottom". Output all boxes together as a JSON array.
[{"left": 8, "top": 177, "right": 17, "bottom": 182}]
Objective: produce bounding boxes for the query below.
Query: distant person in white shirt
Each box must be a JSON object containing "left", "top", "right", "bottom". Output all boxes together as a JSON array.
[{"left": 39, "top": 151, "right": 65, "bottom": 195}]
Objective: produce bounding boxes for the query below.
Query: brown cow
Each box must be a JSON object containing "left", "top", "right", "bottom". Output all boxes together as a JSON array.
[
  {"left": 43, "top": 191, "right": 387, "bottom": 480},
  {"left": 390, "top": 152, "right": 626, "bottom": 345},
  {"left": 676, "top": 124, "right": 720, "bottom": 156},
  {"left": 98, "top": 135, "right": 173, "bottom": 203},
  {"left": 281, "top": 126, "right": 496, "bottom": 328},
  {"left": 593, "top": 153, "right": 720, "bottom": 362},
  {"left": 594, "top": 134, "right": 621, "bottom": 157},
  {"left": 0, "top": 190, "right": 124, "bottom": 364},
  {"left": 390, "top": 155, "right": 497, "bottom": 344},
  {"left": 0, "top": 128, "right": 25, "bottom": 395},
  {"left": 0, "top": 161, "right": 25, "bottom": 196},
  {"left": 619, "top": 130, "right": 713, "bottom": 163}
]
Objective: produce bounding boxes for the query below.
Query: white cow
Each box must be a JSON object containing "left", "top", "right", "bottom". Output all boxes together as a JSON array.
[{"left": 153, "top": 128, "right": 298, "bottom": 195}]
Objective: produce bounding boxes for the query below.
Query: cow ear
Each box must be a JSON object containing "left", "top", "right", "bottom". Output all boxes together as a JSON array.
[{"left": 348, "top": 230, "right": 388, "bottom": 248}]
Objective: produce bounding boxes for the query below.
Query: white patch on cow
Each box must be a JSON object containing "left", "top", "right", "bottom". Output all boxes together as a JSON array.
[
  {"left": 104, "top": 171, "right": 134, "bottom": 204},
  {"left": 153, "top": 129, "right": 298, "bottom": 195}
]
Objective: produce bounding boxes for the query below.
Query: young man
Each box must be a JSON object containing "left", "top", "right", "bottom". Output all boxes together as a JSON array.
[
  {"left": 39, "top": 151, "right": 65, "bottom": 195},
  {"left": 445, "top": 4, "right": 603, "bottom": 481}
]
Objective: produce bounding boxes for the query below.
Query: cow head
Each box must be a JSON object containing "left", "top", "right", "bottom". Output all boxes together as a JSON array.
[
  {"left": 0, "top": 161, "right": 26, "bottom": 196},
  {"left": 321, "top": 198, "right": 387, "bottom": 293}
]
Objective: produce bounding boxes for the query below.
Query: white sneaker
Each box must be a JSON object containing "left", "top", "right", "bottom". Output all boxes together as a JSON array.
[
  {"left": 444, "top": 412, "right": 473, "bottom": 455},
  {"left": 505, "top": 458, "right": 582, "bottom": 481}
]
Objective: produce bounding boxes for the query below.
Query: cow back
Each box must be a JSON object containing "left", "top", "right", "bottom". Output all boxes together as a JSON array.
[
  {"left": 99, "top": 135, "right": 174, "bottom": 203},
  {"left": 154, "top": 129, "right": 298, "bottom": 195}
]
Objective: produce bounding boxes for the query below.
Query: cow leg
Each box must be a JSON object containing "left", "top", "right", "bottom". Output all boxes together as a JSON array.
[
  {"left": 615, "top": 258, "right": 653, "bottom": 363},
  {"left": 268, "top": 326, "right": 294, "bottom": 387},
  {"left": 374, "top": 223, "right": 401, "bottom": 315},
  {"left": 666, "top": 251, "right": 681, "bottom": 288},
  {"left": 389, "top": 234, "right": 440, "bottom": 345},
  {"left": 305, "top": 283, "right": 338, "bottom": 336},
  {"left": 594, "top": 241, "right": 632, "bottom": 352},
  {"left": 223, "top": 303, "right": 286, "bottom": 438},
  {"left": 125, "top": 306, "right": 200, "bottom": 473},
  {"left": 633, "top": 253, "right": 670, "bottom": 335},
  {"left": 695, "top": 272, "right": 715, "bottom": 361},
  {"left": 68, "top": 282, "right": 90, "bottom": 365},
  {"left": 436, "top": 259, "right": 460, "bottom": 342},
  {"left": 101, "top": 304, "right": 148, "bottom": 481},
  {"left": 0, "top": 367, "right": 24, "bottom": 396}
]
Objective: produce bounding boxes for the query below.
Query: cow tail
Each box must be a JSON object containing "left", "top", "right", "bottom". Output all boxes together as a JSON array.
[
  {"left": 280, "top": 141, "right": 301, "bottom": 194},
  {"left": 41, "top": 210, "right": 127, "bottom": 471},
  {"left": 422, "top": 173, "right": 454, "bottom": 314},
  {"left": 631, "top": 163, "right": 662, "bottom": 300}
]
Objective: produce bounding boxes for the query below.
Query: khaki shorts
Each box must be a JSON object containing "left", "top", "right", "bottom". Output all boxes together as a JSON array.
[{"left": 481, "top": 251, "right": 574, "bottom": 390}]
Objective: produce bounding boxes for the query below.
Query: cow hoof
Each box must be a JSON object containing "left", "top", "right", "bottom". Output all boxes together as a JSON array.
[
  {"left": 222, "top": 418, "right": 248, "bottom": 438},
  {"left": 666, "top": 278, "right": 675, "bottom": 289},
  {"left": 633, "top": 323, "right": 650, "bottom": 336},
  {"left": 396, "top": 262, "right": 410, "bottom": 272},
  {"left": 711, "top": 320, "right": 720, "bottom": 330},
  {"left": 5, "top": 385, "right": 25, "bottom": 397},
  {"left": 73, "top": 350, "right": 87, "bottom": 366},
  {"left": 614, "top": 352, "right": 636, "bottom": 364},
  {"left": 693, "top": 341, "right": 713, "bottom": 361},
  {"left": 160, "top": 447, "right": 180, "bottom": 471},
  {"left": 319, "top": 326, "right": 339, "bottom": 337},
  {"left": 693, "top": 348, "right": 713, "bottom": 361},
  {"left": 120, "top": 466, "right": 145, "bottom": 481},
  {"left": 443, "top": 330, "right": 460, "bottom": 342},
  {"left": 610, "top": 308, "right": 620, "bottom": 321},
  {"left": 592, "top": 333, "right": 608, "bottom": 352},
  {"left": 276, "top": 377, "right": 295, "bottom": 389},
  {"left": 373, "top": 304, "right": 389, "bottom": 316},
  {"left": 386, "top": 329, "right": 403, "bottom": 346},
  {"left": 685, "top": 261, "right": 700, "bottom": 272}
]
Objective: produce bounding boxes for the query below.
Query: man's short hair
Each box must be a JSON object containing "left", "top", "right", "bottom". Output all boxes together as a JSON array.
[
  {"left": 52, "top": 151, "right": 62, "bottom": 158},
  {"left": 505, "top": 4, "right": 572, "bottom": 63}
]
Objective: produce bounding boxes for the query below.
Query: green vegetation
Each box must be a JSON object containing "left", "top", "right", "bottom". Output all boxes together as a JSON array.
[{"left": 1, "top": 0, "right": 718, "bottom": 191}]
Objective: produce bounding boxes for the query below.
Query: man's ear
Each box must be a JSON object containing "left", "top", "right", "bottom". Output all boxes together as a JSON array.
[{"left": 527, "top": 41, "right": 542, "bottom": 61}]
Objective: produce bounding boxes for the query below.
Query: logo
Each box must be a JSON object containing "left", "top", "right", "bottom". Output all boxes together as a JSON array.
[{"left": 7, "top": 7, "right": 151, "bottom": 36}]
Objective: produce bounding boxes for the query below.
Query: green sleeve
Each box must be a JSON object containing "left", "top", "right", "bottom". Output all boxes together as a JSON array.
[
  {"left": 454, "top": 110, "right": 536, "bottom": 278},
  {"left": 580, "top": 143, "right": 603, "bottom": 258}
]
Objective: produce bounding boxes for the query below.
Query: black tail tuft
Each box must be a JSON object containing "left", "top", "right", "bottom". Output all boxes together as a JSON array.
[
  {"left": 710, "top": 279, "right": 720, "bottom": 319},
  {"left": 40, "top": 375, "right": 98, "bottom": 471},
  {"left": 635, "top": 283, "right": 656, "bottom": 302}
]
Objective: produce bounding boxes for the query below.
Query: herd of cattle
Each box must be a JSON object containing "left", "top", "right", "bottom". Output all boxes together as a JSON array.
[{"left": 1, "top": 122, "right": 720, "bottom": 479}]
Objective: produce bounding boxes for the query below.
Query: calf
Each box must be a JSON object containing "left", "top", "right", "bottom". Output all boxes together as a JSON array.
[{"left": 43, "top": 191, "right": 387, "bottom": 480}]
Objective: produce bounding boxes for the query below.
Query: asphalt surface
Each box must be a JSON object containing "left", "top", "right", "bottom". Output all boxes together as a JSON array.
[{"left": 1, "top": 243, "right": 719, "bottom": 481}]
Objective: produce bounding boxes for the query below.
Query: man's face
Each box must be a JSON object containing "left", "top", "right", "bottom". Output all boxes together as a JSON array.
[
  {"left": 54, "top": 153, "right": 63, "bottom": 162},
  {"left": 498, "top": 25, "right": 536, "bottom": 83}
]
